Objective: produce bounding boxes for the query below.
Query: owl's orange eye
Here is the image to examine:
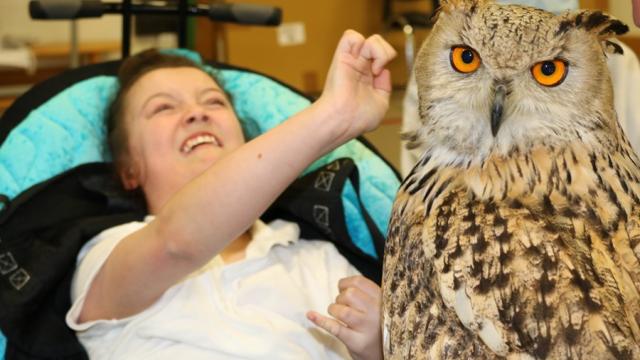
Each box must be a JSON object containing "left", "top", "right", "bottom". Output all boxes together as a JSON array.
[
  {"left": 450, "top": 46, "right": 481, "bottom": 74},
  {"left": 531, "top": 59, "right": 568, "bottom": 87}
]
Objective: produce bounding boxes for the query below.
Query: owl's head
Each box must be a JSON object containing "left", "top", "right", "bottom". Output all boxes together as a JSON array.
[{"left": 410, "top": 0, "right": 628, "bottom": 166}]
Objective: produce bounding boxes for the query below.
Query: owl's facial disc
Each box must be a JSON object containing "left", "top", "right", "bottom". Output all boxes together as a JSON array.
[{"left": 491, "top": 84, "right": 507, "bottom": 137}]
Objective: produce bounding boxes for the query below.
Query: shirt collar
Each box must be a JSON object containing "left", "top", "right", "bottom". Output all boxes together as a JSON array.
[{"left": 246, "top": 219, "right": 300, "bottom": 259}]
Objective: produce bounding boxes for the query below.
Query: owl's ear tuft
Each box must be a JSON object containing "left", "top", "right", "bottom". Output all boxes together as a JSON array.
[
  {"left": 557, "top": 11, "right": 628, "bottom": 37},
  {"left": 556, "top": 10, "right": 628, "bottom": 54},
  {"left": 604, "top": 40, "right": 624, "bottom": 55}
]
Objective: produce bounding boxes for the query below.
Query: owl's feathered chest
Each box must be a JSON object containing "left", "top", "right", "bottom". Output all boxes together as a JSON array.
[
  {"left": 409, "top": 144, "right": 640, "bottom": 232},
  {"left": 383, "top": 143, "right": 640, "bottom": 359}
]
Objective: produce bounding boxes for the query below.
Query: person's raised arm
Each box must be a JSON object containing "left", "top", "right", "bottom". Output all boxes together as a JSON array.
[{"left": 78, "top": 30, "right": 396, "bottom": 322}]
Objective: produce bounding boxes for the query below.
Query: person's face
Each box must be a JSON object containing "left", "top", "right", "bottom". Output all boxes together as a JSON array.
[
  {"left": 122, "top": 67, "right": 245, "bottom": 210},
  {"left": 634, "top": 0, "right": 640, "bottom": 27}
]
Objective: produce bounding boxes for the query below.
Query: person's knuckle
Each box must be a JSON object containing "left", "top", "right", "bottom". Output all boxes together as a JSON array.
[
  {"left": 333, "top": 322, "right": 344, "bottom": 338},
  {"left": 336, "top": 292, "right": 348, "bottom": 305},
  {"left": 352, "top": 275, "right": 367, "bottom": 288},
  {"left": 343, "top": 287, "right": 358, "bottom": 300},
  {"left": 340, "top": 306, "right": 358, "bottom": 324},
  {"left": 328, "top": 303, "right": 340, "bottom": 317},
  {"left": 346, "top": 29, "right": 364, "bottom": 40}
]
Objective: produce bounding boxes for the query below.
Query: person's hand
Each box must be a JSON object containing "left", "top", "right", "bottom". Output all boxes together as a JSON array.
[
  {"left": 634, "top": 0, "right": 640, "bottom": 27},
  {"left": 307, "top": 276, "right": 382, "bottom": 360},
  {"left": 317, "top": 30, "right": 397, "bottom": 146}
]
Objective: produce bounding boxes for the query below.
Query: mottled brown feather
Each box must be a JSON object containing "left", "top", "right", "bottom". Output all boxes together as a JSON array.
[{"left": 384, "top": 140, "right": 640, "bottom": 359}]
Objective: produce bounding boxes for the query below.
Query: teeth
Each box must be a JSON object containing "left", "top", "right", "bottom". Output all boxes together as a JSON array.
[{"left": 181, "top": 134, "right": 219, "bottom": 153}]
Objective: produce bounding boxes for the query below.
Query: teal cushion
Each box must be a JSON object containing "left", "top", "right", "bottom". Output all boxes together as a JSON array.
[{"left": 0, "top": 50, "right": 399, "bottom": 257}]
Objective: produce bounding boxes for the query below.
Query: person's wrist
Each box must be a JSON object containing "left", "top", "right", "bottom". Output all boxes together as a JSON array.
[{"left": 312, "top": 94, "right": 354, "bottom": 147}]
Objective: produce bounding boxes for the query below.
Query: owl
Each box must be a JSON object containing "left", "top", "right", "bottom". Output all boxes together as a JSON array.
[{"left": 382, "top": 0, "right": 640, "bottom": 359}]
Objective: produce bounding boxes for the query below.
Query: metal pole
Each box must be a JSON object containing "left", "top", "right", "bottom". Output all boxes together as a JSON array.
[
  {"left": 178, "top": 0, "right": 188, "bottom": 48},
  {"left": 122, "top": 0, "right": 132, "bottom": 58},
  {"left": 213, "top": 0, "right": 227, "bottom": 63},
  {"left": 69, "top": 20, "right": 79, "bottom": 68},
  {"left": 215, "top": 25, "right": 227, "bottom": 63}
]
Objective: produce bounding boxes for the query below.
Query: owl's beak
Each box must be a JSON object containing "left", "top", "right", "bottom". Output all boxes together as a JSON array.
[{"left": 491, "top": 84, "right": 507, "bottom": 137}]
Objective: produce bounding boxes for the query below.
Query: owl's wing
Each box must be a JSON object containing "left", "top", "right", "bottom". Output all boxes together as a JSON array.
[
  {"left": 383, "top": 145, "right": 640, "bottom": 359},
  {"left": 383, "top": 176, "right": 500, "bottom": 359},
  {"left": 384, "top": 187, "right": 450, "bottom": 358},
  {"left": 430, "top": 180, "right": 640, "bottom": 359}
]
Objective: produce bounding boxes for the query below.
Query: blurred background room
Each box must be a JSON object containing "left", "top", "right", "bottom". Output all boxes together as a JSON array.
[{"left": 0, "top": 0, "right": 638, "bottom": 171}]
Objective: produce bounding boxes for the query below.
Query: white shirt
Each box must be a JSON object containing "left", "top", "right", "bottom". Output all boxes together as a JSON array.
[{"left": 66, "top": 218, "right": 359, "bottom": 360}]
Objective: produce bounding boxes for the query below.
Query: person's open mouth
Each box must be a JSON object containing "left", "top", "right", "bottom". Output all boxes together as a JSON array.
[{"left": 180, "top": 132, "right": 221, "bottom": 154}]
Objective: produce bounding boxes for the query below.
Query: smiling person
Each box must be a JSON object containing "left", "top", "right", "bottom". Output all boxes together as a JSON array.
[{"left": 65, "top": 30, "right": 395, "bottom": 359}]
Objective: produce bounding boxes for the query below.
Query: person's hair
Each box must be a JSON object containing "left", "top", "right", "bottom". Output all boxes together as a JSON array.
[{"left": 107, "top": 49, "right": 227, "bottom": 175}]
